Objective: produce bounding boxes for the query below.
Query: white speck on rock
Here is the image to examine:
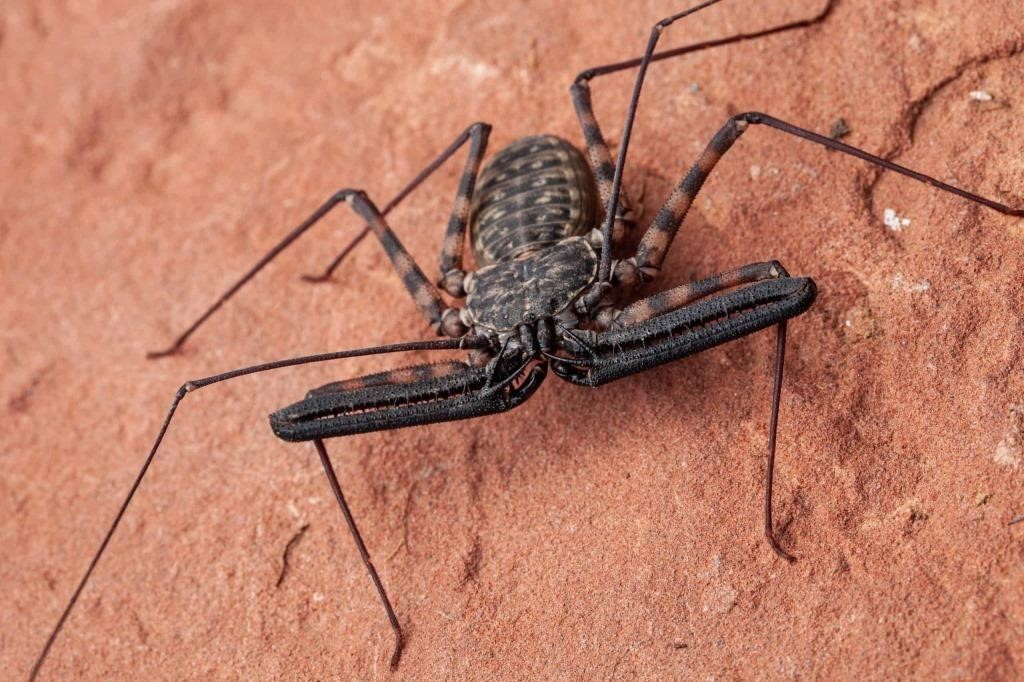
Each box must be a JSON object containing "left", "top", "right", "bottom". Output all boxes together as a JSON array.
[
  {"left": 430, "top": 55, "right": 498, "bottom": 82},
  {"left": 702, "top": 583, "right": 738, "bottom": 614},
  {"left": 994, "top": 408, "right": 1022, "bottom": 469},
  {"left": 891, "top": 273, "right": 931, "bottom": 293},
  {"left": 883, "top": 208, "right": 911, "bottom": 231},
  {"left": 969, "top": 90, "right": 994, "bottom": 102}
]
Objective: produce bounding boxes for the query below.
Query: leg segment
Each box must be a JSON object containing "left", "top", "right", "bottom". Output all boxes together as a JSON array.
[
  {"left": 764, "top": 321, "right": 793, "bottom": 561},
  {"left": 149, "top": 122, "right": 491, "bottom": 357},
  {"left": 567, "top": 1, "right": 838, "bottom": 252},
  {"left": 307, "top": 122, "right": 492, "bottom": 298},
  {"left": 571, "top": 0, "right": 1020, "bottom": 287},
  {"left": 569, "top": 81, "right": 637, "bottom": 248},
  {"left": 438, "top": 123, "right": 489, "bottom": 296},
  {"left": 339, "top": 189, "right": 466, "bottom": 336},
  {"left": 312, "top": 439, "right": 404, "bottom": 668},
  {"left": 622, "top": 111, "right": 1023, "bottom": 282},
  {"left": 551, "top": 271, "right": 814, "bottom": 560},
  {"left": 28, "top": 336, "right": 483, "bottom": 680}
]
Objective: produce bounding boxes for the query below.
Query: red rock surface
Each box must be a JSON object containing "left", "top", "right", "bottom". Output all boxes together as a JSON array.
[{"left": 3, "top": 1, "right": 1023, "bottom": 679}]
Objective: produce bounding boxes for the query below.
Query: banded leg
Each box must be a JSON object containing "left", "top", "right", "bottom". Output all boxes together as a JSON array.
[
  {"left": 308, "top": 122, "right": 492, "bottom": 298},
  {"left": 567, "top": 3, "right": 838, "bottom": 253},
  {"left": 625, "top": 112, "right": 1024, "bottom": 280},
  {"left": 596, "top": 261, "right": 788, "bottom": 330},
  {"left": 569, "top": 80, "right": 637, "bottom": 247},
  {"left": 552, "top": 271, "right": 816, "bottom": 559},
  {"left": 149, "top": 122, "right": 491, "bottom": 357},
  {"left": 338, "top": 190, "right": 467, "bottom": 337},
  {"left": 575, "top": 0, "right": 1021, "bottom": 287}
]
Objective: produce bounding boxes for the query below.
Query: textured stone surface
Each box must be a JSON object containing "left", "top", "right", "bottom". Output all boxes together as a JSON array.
[{"left": 3, "top": 1, "right": 1023, "bottom": 678}]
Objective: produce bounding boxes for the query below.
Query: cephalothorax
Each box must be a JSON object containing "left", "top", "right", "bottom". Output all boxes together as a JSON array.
[{"left": 31, "top": 0, "right": 1023, "bottom": 677}]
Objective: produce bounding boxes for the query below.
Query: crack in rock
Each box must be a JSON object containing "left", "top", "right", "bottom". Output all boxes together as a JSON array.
[{"left": 860, "top": 40, "right": 1024, "bottom": 221}]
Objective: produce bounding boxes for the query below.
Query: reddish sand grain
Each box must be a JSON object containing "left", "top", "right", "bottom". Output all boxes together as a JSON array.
[{"left": 3, "top": 1, "right": 1023, "bottom": 679}]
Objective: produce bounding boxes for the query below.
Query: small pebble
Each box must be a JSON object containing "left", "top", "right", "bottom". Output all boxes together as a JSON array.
[
  {"left": 883, "top": 208, "right": 911, "bottom": 232},
  {"left": 830, "top": 118, "right": 851, "bottom": 140}
]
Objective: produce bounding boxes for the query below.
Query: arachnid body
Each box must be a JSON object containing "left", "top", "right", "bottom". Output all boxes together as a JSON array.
[{"left": 23, "top": 0, "right": 1024, "bottom": 678}]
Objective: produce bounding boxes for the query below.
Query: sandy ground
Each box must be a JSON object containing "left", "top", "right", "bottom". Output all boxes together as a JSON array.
[{"left": 3, "top": 0, "right": 1023, "bottom": 679}]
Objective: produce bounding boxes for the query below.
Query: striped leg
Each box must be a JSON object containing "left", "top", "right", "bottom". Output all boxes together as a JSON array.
[
  {"left": 307, "top": 122, "right": 492, "bottom": 299},
  {"left": 569, "top": 81, "right": 636, "bottom": 247},
  {"left": 566, "top": 0, "right": 836, "bottom": 305},
  {"left": 339, "top": 190, "right": 467, "bottom": 337},
  {"left": 149, "top": 122, "right": 491, "bottom": 357},
  {"left": 566, "top": 3, "right": 838, "bottom": 251},
  {"left": 570, "top": 0, "right": 1019, "bottom": 292},
  {"left": 437, "top": 123, "right": 489, "bottom": 297},
  {"left": 631, "top": 116, "right": 748, "bottom": 278},
  {"left": 624, "top": 111, "right": 1024, "bottom": 283},
  {"left": 595, "top": 261, "right": 788, "bottom": 330}
]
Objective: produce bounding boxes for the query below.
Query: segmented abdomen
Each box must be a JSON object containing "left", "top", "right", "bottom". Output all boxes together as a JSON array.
[{"left": 470, "top": 135, "right": 598, "bottom": 265}]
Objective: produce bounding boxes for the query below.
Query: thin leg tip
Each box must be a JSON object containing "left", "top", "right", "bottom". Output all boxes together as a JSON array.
[
  {"left": 388, "top": 633, "right": 404, "bottom": 669},
  {"left": 300, "top": 272, "right": 333, "bottom": 284},
  {"left": 766, "top": 532, "right": 797, "bottom": 563},
  {"left": 145, "top": 346, "right": 180, "bottom": 360}
]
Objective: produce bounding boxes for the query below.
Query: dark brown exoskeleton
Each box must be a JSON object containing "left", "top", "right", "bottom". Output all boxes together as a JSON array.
[{"left": 31, "top": 0, "right": 1024, "bottom": 677}]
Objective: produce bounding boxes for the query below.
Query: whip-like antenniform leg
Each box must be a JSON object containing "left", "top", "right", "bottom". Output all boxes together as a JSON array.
[
  {"left": 29, "top": 337, "right": 485, "bottom": 681},
  {"left": 568, "top": 0, "right": 838, "bottom": 254}
]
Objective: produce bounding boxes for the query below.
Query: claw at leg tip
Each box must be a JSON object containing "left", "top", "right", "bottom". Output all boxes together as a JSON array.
[
  {"left": 767, "top": 532, "right": 796, "bottom": 563},
  {"left": 389, "top": 634, "right": 404, "bottom": 669}
]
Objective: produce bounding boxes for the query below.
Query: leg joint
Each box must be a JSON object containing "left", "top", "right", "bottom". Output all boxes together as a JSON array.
[
  {"left": 734, "top": 111, "right": 766, "bottom": 126},
  {"left": 468, "top": 121, "right": 492, "bottom": 137},
  {"left": 331, "top": 188, "right": 362, "bottom": 203}
]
